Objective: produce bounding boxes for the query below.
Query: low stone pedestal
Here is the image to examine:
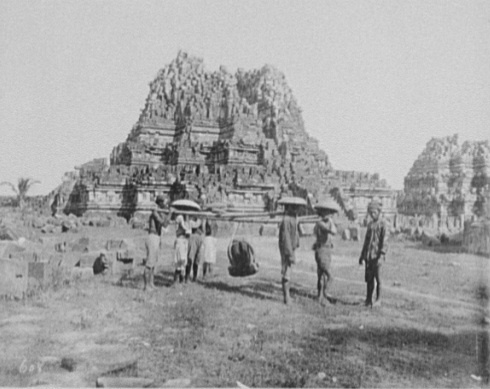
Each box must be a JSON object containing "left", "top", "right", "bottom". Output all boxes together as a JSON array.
[
  {"left": 0, "top": 258, "right": 28, "bottom": 298},
  {"left": 259, "top": 224, "right": 278, "bottom": 237}
]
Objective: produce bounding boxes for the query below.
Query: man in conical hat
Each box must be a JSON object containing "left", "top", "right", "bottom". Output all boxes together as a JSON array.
[
  {"left": 313, "top": 199, "right": 339, "bottom": 304},
  {"left": 144, "top": 195, "right": 170, "bottom": 291},
  {"left": 359, "top": 199, "right": 387, "bottom": 307},
  {"left": 278, "top": 197, "right": 304, "bottom": 305}
]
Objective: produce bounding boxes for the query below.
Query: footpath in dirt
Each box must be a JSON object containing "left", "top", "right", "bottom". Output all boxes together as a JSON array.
[{"left": 0, "top": 229, "right": 487, "bottom": 388}]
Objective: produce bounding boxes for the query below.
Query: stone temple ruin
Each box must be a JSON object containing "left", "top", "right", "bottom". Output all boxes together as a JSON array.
[
  {"left": 398, "top": 134, "right": 490, "bottom": 229},
  {"left": 58, "top": 51, "right": 396, "bottom": 222}
]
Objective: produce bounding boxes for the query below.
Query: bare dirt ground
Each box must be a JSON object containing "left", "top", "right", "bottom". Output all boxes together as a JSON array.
[{"left": 0, "top": 225, "right": 488, "bottom": 388}]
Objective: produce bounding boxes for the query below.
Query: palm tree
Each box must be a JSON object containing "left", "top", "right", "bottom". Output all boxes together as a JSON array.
[{"left": 0, "top": 177, "right": 40, "bottom": 209}]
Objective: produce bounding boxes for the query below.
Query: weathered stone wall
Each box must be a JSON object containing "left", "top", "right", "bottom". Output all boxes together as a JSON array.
[
  {"left": 62, "top": 52, "right": 396, "bottom": 220},
  {"left": 399, "top": 135, "right": 490, "bottom": 224}
]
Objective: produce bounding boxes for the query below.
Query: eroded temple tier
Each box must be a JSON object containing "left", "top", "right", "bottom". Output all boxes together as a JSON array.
[
  {"left": 61, "top": 51, "right": 396, "bottom": 222},
  {"left": 398, "top": 134, "right": 490, "bottom": 225}
]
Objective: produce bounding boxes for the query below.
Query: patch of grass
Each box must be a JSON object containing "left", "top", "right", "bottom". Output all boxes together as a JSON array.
[{"left": 0, "top": 232, "right": 486, "bottom": 387}]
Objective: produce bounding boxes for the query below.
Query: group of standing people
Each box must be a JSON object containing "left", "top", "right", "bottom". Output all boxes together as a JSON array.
[
  {"left": 278, "top": 198, "right": 387, "bottom": 307},
  {"left": 142, "top": 195, "right": 217, "bottom": 291},
  {"left": 173, "top": 214, "right": 217, "bottom": 284},
  {"left": 143, "top": 193, "right": 388, "bottom": 308}
]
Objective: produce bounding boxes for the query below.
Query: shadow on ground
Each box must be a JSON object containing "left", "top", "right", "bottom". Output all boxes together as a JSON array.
[
  {"left": 198, "top": 278, "right": 363, "bottom": 306},
  {"left": 201, "top": 279, "right": 280, "bottom": 302},
  {"left": 413, "top": 242, "right": 467, "bottom": 255},
  {"left": 154, "top": 270, "right": 177, "bottom": 287},
  {"left": 291, "top": 326, "right": 481, "bottom": 388}
]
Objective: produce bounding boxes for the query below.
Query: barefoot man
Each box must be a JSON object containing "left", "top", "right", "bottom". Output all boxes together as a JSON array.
[
  {"left": 144, "top": 195, "right": 170, "bottom": 291},
  {"left": 313, "top": 199, "right": 339, "bottom": 304},
  {"left": 278, "top": 197, "right": 305, "bottom": 305},
  {"left": 359, "top": 200, "right": 388, "bottom": 307}
]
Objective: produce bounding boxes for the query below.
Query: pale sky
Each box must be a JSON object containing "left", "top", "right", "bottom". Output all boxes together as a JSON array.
[{"left": 1, "top": 0, "right": 489, "bottom": 196}]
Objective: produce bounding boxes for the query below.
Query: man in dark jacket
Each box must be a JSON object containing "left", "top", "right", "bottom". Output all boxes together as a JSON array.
[{"left": 359, "top": 200, "right": 388, "bottom": 307}]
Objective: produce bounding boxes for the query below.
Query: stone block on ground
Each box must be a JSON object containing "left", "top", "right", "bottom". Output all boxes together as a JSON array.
[
  {"left": 402, "top": 227, "right": 415, "bottom": 236},
  {"left": 161, "top": 378, "right": 192, "bottom": 387},
  {"left": 28, "top": 262, "right": 52, "bottom": 286},
  {"left": 131, "top": 220, "right": 146, "bottom": 230},
  {"left": 70, "top": 237, "right": 92, "bottom": 253},
  {"left": 116, "top": 249, "right": 137, "bottom": 264},
  {"left": 99, "top": 356, "right": 138, "bottom": 376},
  {"left": 421, "top": 231, "right": 440, "bottom": 247},
  {"left": 47, "top": 217, "right": 62, "bottom": 227},
  {"left": 0, "top": 225, "right": 19, "bottom": 241},
  {"left": 446, "top": 231, "right": 464, "bottom": 245},
  {"left": 56, "top": 252, "right": 82, "bottom": 268},
  {"left": 106, "top": 239, "right": 129, "bottom": 252},
  {"left": 0, "top": 258, "right": 28, "bottom": 298},
  {"left": 60, "top": 357, "right": 77, "bottom": 372},
  {"left": 0, "top": 242, "right": 26, "bottom": 259},
  {"left": 62, "top": 220, "right": 78, "bottom": 233},
  {"left": 111, "top": 260, "right": 135, "bottom": 278},
  {"left": 90, "top": 218, "right": 111, "bottom": 228},
  {"left": 38, "top": 236, "right": 60, "bottom": 247},
  {"left": 32, "top": 217, "right": 47, "bottom": 229},
  {"left": 299, "top": 223, "right": 315, "bottom": 237},
  {"left": 41, "top": 224, "right": 55, "bottom": 234},
  {"left": 71, "top": 267, "right": 94, "bottom": 281},
  {"left": 96, "top": 377, "right": 153, "bottom": 388},
  {"left": 259, "top": 224, "right": 278, "bottom": 237},
  {"left": 342, "top": 228, "right": 351, "bottom": 241},
  {"left": 77, "top": 251, "right": 102, "bottom": 268},
  {"left": 55, "top": 241, "right": 67, "bottom": 252},
  {"left": 349, "top": 226, "right": 361, "bottom": 241},
  {"left": 39, "top": 356, "right": 62, "bottom": 366},
  {"left": 107, "top": 216, "right": 128, "bottom": 228},
  {"left": 48, "top": 253, "right": 64, "bottom": 266}
]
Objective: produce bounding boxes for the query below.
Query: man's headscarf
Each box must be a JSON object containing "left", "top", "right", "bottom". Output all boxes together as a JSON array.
[{"left": 367, "top": 200, "right": 382, "bottom": 212}]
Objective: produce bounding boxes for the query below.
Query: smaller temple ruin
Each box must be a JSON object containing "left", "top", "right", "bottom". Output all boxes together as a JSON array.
[{"left": 398, "top": 134, "right": 490, "bottom": 229}]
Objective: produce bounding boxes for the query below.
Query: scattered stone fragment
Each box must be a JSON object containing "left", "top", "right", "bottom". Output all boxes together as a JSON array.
[
  {"left": 161, "top": 378, "right": 192, "bottom": 387},
  {"left": 96, "top": 377, "right": 154, "bottom": 388},
  {"left": 0, "top": 258, "right": 28, "bottom": 298},
  {"left": 71, "top": 267, "right": 94, "bottom": 281},
  {"left": 349, "top": 226, "right": 360, "bottom": 241},
  {"left": 71, "top": 237, "right": 91, "bottom": 253},
  {"left": 131, "top": 220, "right": 146, "bottom": 230},
  {"left": 28, "top": 262, "right": 52, "bottom": 286},
  {"left": 259, "top": 224, "right": 277, "bottom": 237},
  {"left": 39, "top": 356, "right": 62, "bottom": 366},
  {"left": 0, "top": 225, "right": 19, "bottom": 241},
  {"left": 106, "top": 239, "right": 129, "bottom": 251},
  {"left": 96, "top": 354, "right": 138, "bottom": 377},
  {"left": 421, "top": 231, "right": 440, "bottom": 246},
  {"left": 41, "top": 224, "right": 55, "bottom": 234},
  {"left": 342, "top": 228, "right": 351, "bottom": 241},
  {"left": 317, "top": 372, "right": 326, "bottom": 380},
  {"left": 60, "top": 357, "right": 77, "bottom": 372},
  {"left": 298, "top": 223, "right": 315, "bottom": 237},
  {"left": 55, "top": 241, "right": 67, "bottom": 252}
]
